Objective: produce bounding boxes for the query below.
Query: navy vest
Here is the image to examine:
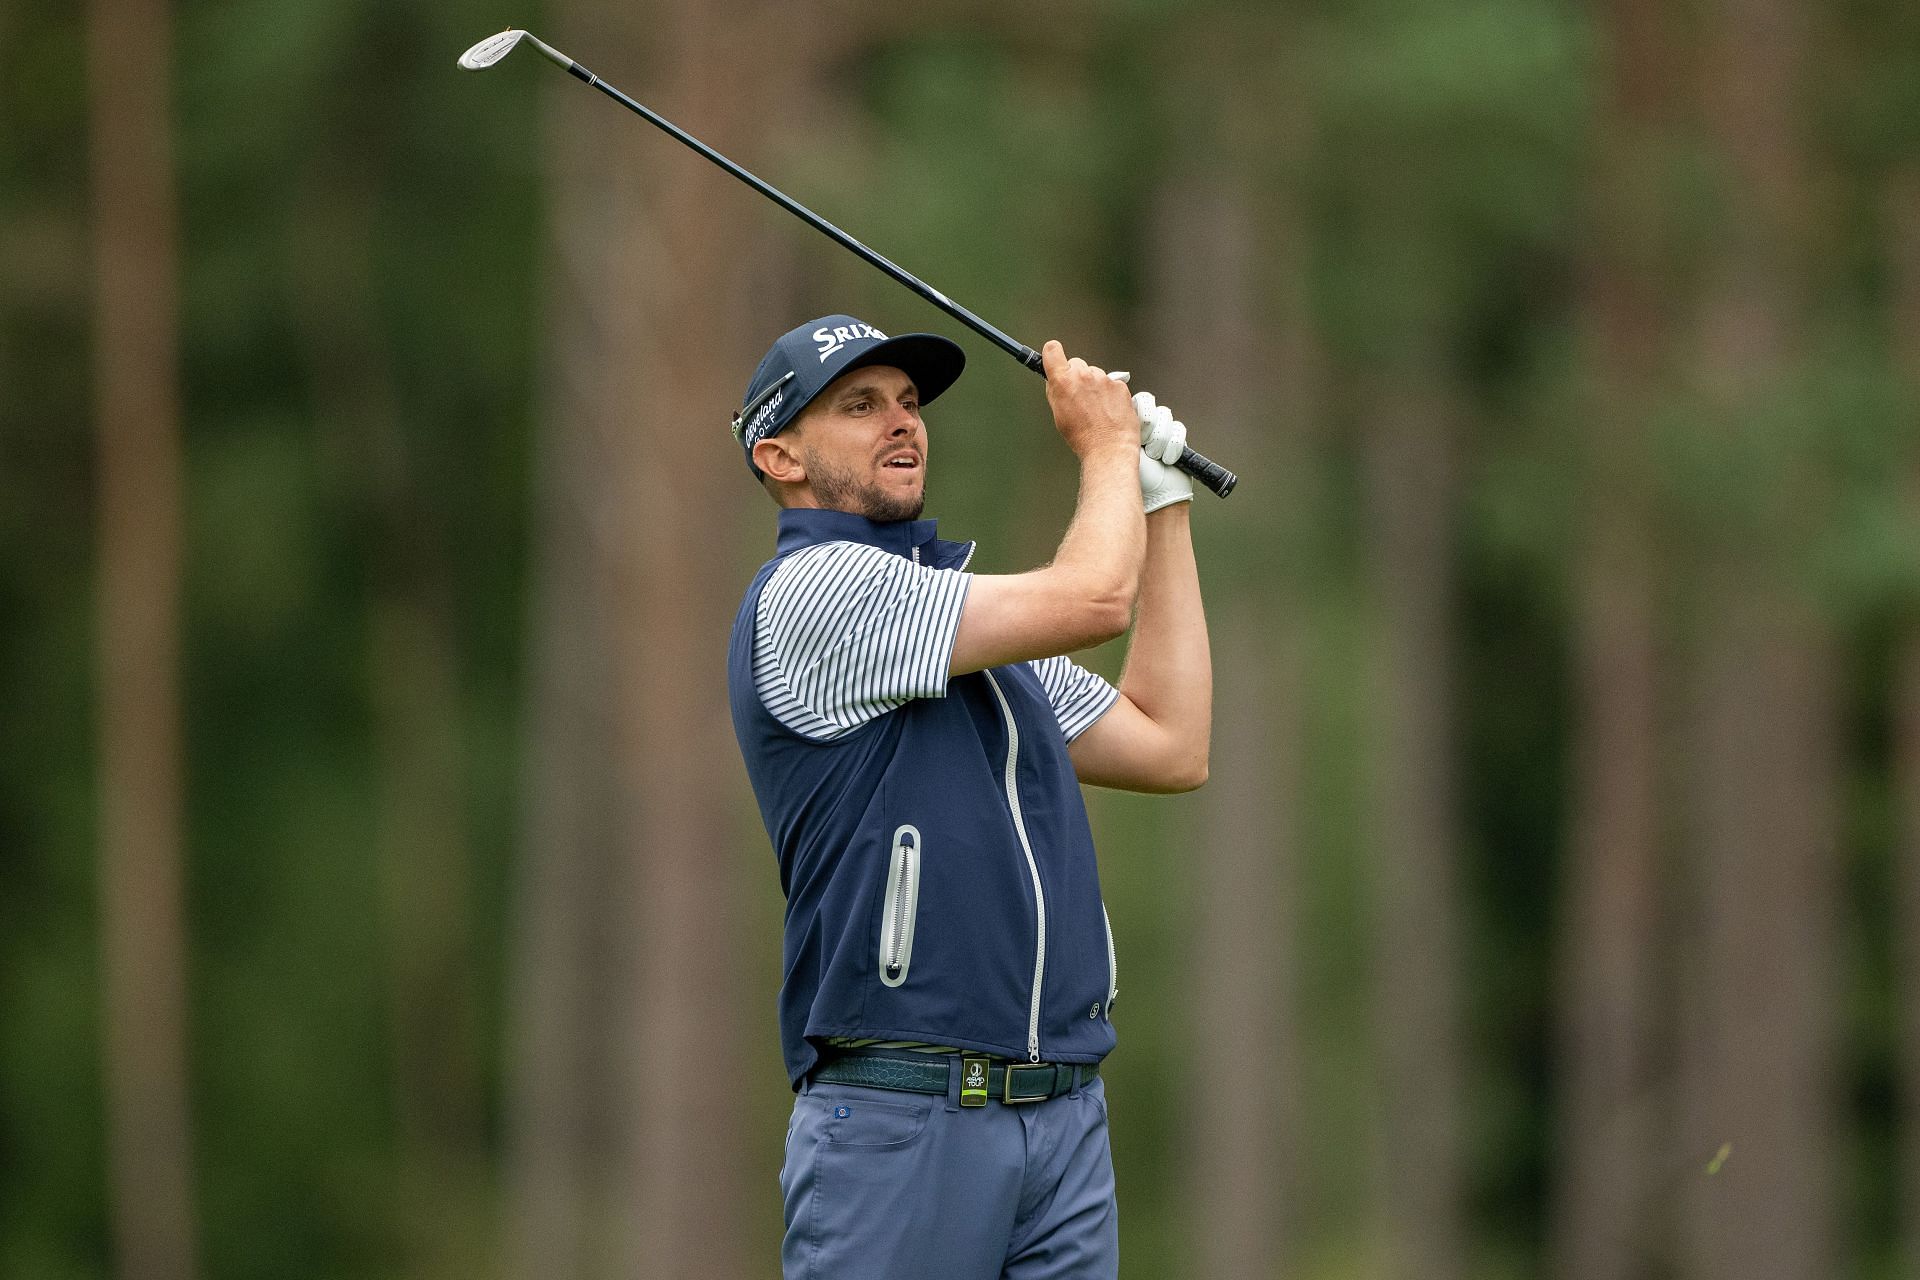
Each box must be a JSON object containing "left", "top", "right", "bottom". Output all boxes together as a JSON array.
[{"left": 729, "top": 508, "right": 1119, "bottom": 1087}]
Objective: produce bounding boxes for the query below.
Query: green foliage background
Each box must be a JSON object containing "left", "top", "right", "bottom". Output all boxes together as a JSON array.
[{"left": 5, "top": 0, "right": 1918, "bottom": 1274}]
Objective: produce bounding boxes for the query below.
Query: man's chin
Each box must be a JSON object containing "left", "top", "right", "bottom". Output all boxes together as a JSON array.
[
  {"left": 864, "top": 491, "right": 925, "bottom": 523},
  {"left": 808, "top": 465, "right": 926, "bottom": 522},
  {"left": 857, "top": 473, "right": 925, "bottom": 523}
]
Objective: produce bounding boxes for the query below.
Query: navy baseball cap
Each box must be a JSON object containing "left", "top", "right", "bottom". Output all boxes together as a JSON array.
[{"left": 732, "top": 314, "right": 966, "bottom": 475}]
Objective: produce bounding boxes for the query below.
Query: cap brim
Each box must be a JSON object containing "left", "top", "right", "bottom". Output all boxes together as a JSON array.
[{"left": 833, "top": 332, "right": 966, "bottom": 407}]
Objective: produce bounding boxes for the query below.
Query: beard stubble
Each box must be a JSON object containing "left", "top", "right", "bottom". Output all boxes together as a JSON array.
[{"left": 805, "top": 449, "right": 926, "bottom": 523}]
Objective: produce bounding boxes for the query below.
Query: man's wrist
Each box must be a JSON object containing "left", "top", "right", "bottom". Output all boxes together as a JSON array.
[{"left": 1081, "top": 440, "right": 1142, "bottom": 471}]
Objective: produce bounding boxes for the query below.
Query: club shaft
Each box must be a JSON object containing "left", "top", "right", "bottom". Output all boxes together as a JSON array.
[
  {"left": 563, "top": 54, "right": 1238, "bottom": 498},
  {"left": 567, "top": 63, "right": 1039, "bottom": 362}
]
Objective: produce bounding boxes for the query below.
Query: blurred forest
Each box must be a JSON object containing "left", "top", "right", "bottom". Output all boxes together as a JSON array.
[{"left": 5, "top": 0, "right": 1920, "bottom": 1275}]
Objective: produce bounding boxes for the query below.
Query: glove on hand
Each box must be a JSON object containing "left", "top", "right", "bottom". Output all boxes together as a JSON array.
[{"left": 1133, "top": 391, "right": 1193, "bottom": 513}]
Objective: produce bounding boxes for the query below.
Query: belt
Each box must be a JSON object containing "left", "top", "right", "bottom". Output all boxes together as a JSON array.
[{"left": 812, "top": 1052, "right": 1100, "bottom": 1106}]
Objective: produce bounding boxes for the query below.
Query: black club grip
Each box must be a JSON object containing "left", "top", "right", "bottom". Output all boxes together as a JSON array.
[
  {"left": 1013, "top": 345, "right": 1240, "bottom": 498},
  {"left": 1174, "top": 444, "right": 1236, "bottom": 498}
]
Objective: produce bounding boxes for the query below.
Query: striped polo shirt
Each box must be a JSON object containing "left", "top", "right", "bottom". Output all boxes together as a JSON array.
[{"left": 752, "top": 540, "right": 1117, "bottom": 744}]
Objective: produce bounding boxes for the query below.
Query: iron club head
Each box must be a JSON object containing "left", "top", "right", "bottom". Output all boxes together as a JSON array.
[
  {"left": 456, "top": 29, "right": 572, "bottom": 72},
  {"left": 457, "top": 30, "right": 525, "bottom": 70}
]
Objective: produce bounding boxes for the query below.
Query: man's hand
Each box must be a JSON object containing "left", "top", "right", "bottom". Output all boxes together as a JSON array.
[
  {"left": 948, "top": 342, "right": 1147, "bottom": 676},
  {"left": 1041, "top": 340, "right": 1140, "bottom": 462},
  {"left": 1133, "top": 392, "right": 1194, "bottom": 514}
]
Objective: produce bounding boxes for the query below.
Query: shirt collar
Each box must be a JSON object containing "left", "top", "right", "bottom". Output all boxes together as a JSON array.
[{"left": 774, "top": 508, "right": 973, "bottom": 569}]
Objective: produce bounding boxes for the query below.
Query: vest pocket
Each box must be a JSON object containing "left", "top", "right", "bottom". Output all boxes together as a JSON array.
[{"left": 878, "top": 825, "right": 921, "bottom": 988}]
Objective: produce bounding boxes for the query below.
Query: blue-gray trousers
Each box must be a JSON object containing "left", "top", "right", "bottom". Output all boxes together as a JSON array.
[{"left": 781, "top": 1068, "right": 1118, "bottom": 1280}]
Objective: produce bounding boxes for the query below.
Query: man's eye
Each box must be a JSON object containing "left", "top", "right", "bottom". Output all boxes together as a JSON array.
[{"left": 901, "top": 400, "right": 920, "bottom": 413}]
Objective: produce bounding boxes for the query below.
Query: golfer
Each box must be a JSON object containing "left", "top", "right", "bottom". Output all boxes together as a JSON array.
[{"left": 726, "top": 313, "right": 1212, "bottom": 1280}]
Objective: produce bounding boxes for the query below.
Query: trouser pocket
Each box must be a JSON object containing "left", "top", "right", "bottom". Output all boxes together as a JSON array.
[{"left": 878, "top": 825, "right": 921, "bottom": 987}]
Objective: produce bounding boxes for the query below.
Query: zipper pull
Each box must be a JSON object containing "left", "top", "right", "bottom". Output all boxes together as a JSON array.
[{"left": 880, "top": 825, "right": 920, "bottom": 988}]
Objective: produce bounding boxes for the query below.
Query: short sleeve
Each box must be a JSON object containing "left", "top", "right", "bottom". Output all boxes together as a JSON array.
[
  {"left": 753, "top": 542, "right": 973, "bottom": 740},
  {"left": 1027, "top": 654, "right": 1120, "bottom": 743}
]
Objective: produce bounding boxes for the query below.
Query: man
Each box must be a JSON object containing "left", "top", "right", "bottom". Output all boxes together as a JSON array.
[{"left": 726, "top": 313, "right": 1211, "bottom": 1280}]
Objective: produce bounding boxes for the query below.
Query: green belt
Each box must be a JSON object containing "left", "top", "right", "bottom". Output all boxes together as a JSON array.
[{"left": 812, "top": 1051, "right": 1099, "bottom": 1106}]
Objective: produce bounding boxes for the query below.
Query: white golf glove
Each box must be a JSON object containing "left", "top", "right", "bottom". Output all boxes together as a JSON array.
[
  {"left": 1106, "top": 372, "right": 1194, "bottom": 513},
  {"left": 1133, "top": 391, "right": 1193, "bottom": 513}
]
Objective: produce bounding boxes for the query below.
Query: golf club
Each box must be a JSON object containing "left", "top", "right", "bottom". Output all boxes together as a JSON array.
[{"left": 458, "top": 29, "right": 1240, "bottom": 498}]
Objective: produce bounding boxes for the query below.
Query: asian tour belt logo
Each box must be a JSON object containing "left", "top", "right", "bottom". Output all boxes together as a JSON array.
[
  {"left": 814, "top": 321, "right": 885, "bottom": 361},
  {"left": 964, "top": 1061, "right": 987, "bottom": 1089}
]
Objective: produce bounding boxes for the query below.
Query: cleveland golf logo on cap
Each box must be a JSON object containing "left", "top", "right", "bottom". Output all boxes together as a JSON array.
[
  {"left": 813, "top": 321, "right": 886, "bottom": 361},
  {"left": 732, "top": 370, "right": 797, "bottom": 447},
  {"left": 743, "top": 390, "right": 784, "bottom": 440}
]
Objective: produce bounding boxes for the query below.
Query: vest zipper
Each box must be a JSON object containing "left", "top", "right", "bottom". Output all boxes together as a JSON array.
[
  {"left": 983, "top": 670, "right": 1045, "bottom": 1062},
  {"left": 1103, "top": 903, "right": 1118, "bottom": 1018},
  {"left": 912, "top": 541, "right": 978, "bottom": 571},
  {"left": 879, "top": 825, "right": 920, "bottom": 987}
]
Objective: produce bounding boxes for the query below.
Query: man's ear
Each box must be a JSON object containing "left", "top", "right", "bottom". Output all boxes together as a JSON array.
[{"left": 753, "top": 435, "right": 806, "bottom": 485}]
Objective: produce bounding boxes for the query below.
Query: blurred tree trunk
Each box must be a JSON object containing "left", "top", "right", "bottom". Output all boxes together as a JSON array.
[
  {"left": 1152, "top": 22, "right": 1312, "bottom": 1278},
  {"left": 507, "top": 3, "right": 811, "bottom": 1277},
  {"left": 1677, "top": 0, "right": 1840, "bottom": 1273},
  {"left": 508, "top": 285, "right": 624, "bottom": 1280},
  {"left": 1888, "top": 166, "right": 1920, "bottom": 1280},
  {"left": 1898, "top": 606, "right": 1920, "bottom": 1280},
  {"left": 1678, "top": 585, "right": 1838, "bottom": 1280},
  {"left": 1549, "top": 0, "right": 1676, "bottom": 1273},
  {"left": 87, "top": 0, "right": 199, "bottom": 1276},
  {"left": 289, "top": 155, "right": 486, "bottom": 1259},
  {"left": 1364, "top": 350, "right": 1467, "bottom": 1280}
]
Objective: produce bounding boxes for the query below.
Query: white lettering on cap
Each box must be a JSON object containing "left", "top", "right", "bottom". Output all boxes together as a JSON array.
[
  {"left": 813, "top": 321, "right": 887, "bottom": 362},
  {"left": 744, "top": 390, "right": 784, "bottom": 443}
]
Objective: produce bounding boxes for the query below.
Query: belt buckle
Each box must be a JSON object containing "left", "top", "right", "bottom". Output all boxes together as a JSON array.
[{"left": 1002, "top": 1062, "right": 1053, "bottom": 1105}]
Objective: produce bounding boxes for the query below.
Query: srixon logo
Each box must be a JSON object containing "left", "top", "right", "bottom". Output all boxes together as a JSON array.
[{"left": 814, "top": 321, "right": 886, "bottom": 361}]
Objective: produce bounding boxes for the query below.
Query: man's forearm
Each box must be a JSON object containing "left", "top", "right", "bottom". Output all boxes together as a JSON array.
[
  {"left": 1050, "top": 444, "right": 1147, "bottom": 624},
  {"left": 1116, "top": 505, "right": 1211, "bottom": 766}
]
